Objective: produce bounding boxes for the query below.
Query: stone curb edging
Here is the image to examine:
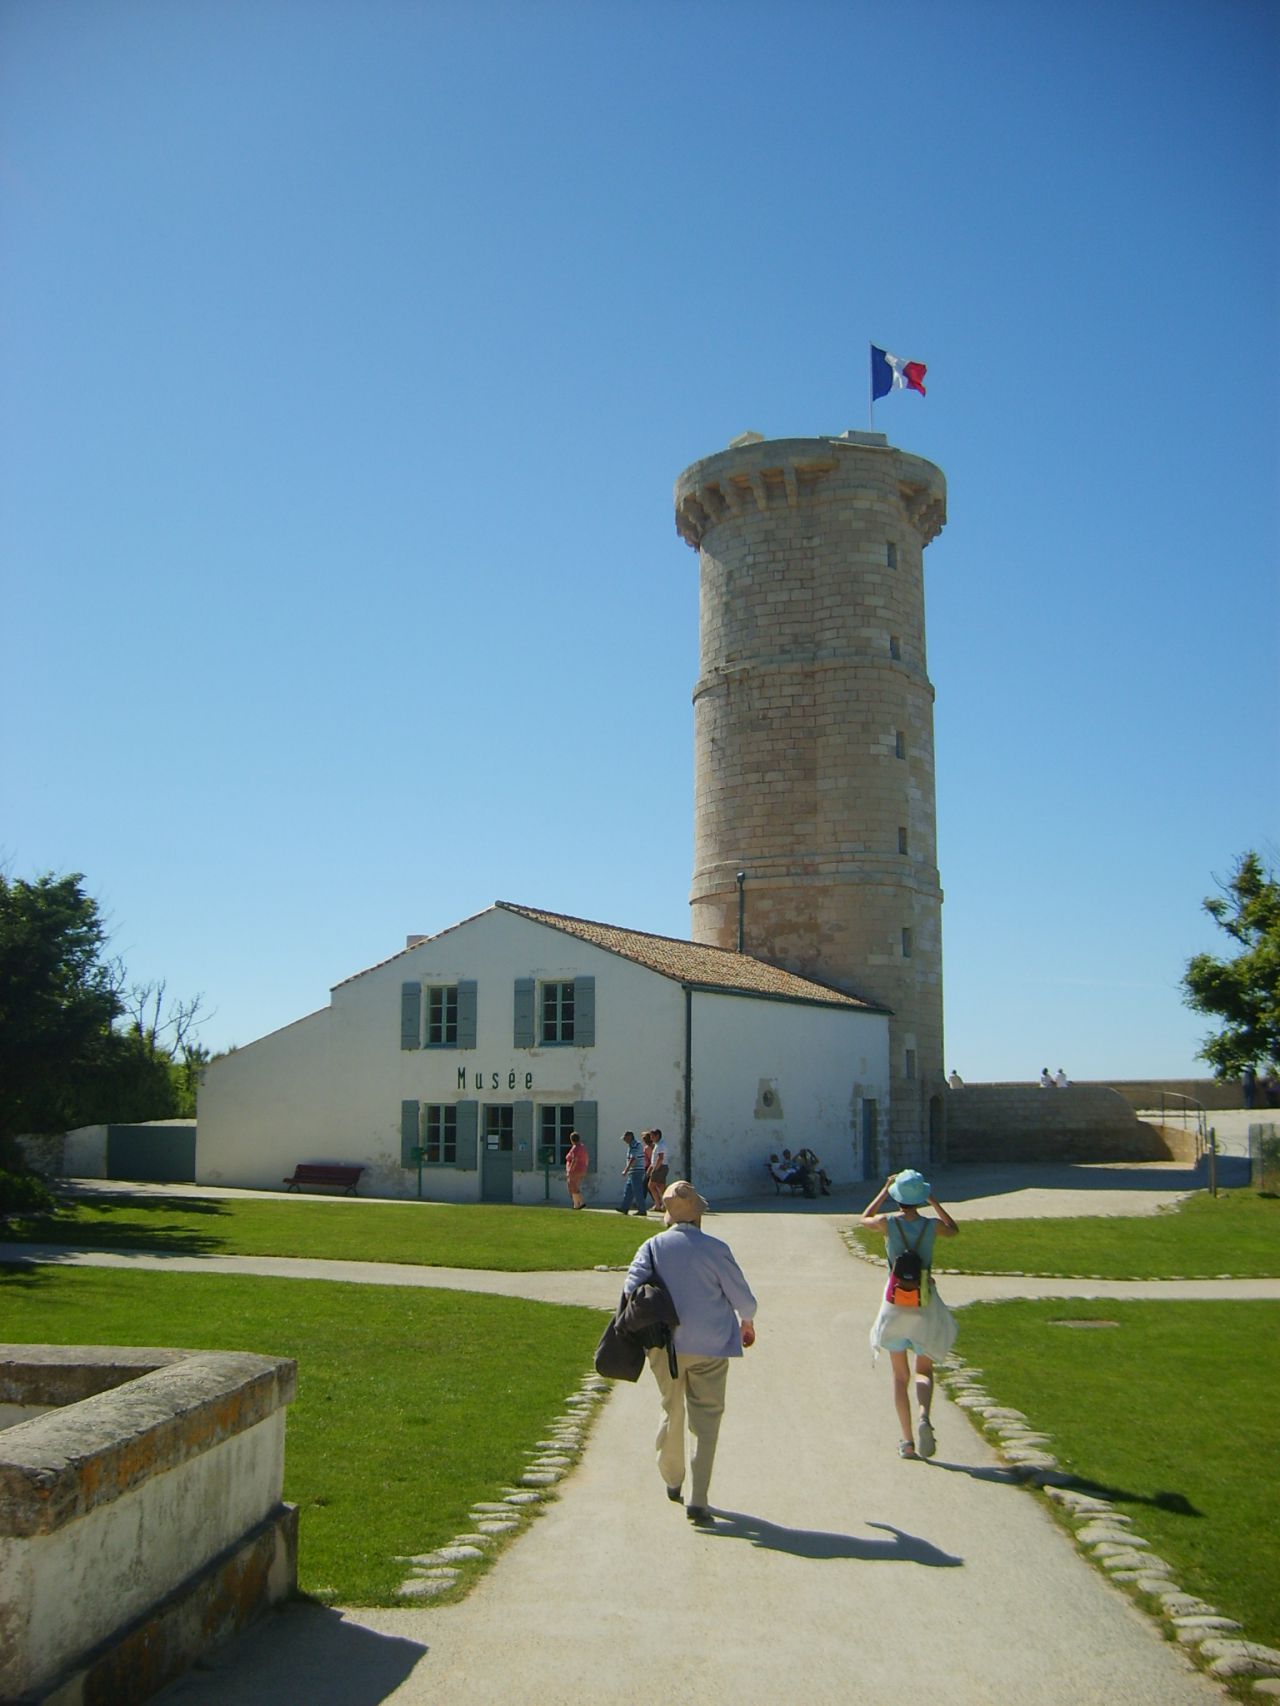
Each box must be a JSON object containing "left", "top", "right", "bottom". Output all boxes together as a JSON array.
[
  {"left": 937, "top": 1353, "right": 1280, "bottom": 1692},
  {"left": 391, "top": 1372, "right": 611, "bottom": 1601}
]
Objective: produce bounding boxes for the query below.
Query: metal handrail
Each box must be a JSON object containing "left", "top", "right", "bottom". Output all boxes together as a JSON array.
[{"left": 1157, "top": 1090, "right": 1208, "bottom": 1158}]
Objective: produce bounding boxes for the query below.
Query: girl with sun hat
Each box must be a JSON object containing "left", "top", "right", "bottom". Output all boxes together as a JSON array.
[{"left": 861, "top": 1169, "right": 960, "bottom": 1460}]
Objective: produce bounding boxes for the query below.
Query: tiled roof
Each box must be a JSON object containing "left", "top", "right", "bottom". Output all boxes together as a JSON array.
[
  {"left": 496, "top": 903, "right": 887, "bottom": 1012},
  {"left": 335, "top": 900, "right": 888, "bottom": 1013}
]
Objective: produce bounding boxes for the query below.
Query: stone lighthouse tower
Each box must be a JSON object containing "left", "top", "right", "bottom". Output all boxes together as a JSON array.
[{"left": 674, "top": 431, "right": 947, "bottom": 1166}]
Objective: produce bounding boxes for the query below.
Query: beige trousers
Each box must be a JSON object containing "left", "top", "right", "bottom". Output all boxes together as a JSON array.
[{"left": 646, "top": 1348, "right": 729, "bottom": 1507}]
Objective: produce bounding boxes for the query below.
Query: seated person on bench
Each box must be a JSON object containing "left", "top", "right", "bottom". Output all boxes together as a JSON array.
[
  {"left": 768, "top": 1152, "right": 801, "bottom": 1186},
  {"left": 793, "top": 1147, "right": 833, "bottom": 1195}
]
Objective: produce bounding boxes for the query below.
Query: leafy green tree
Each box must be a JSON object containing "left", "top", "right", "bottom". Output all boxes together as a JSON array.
[
  {"left": 0, "top": 872, "right": 123, "bottom": 1138},
  {"left": 1182, "top": 851, "right": 1280, "bottom": 1077},
  {"left": 0, "top": 871, "right": 208, "bottom": 1138}
]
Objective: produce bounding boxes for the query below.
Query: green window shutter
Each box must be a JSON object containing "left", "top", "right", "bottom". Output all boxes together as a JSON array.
[
  {"left": 400, "top": 1100, "right": 421, "bottom": 1168},
  {"left": 455, "top": 1101, "right": 479, "bottom": 1170},
  {"left": 513, "top": 1100, "right": 534, "bottom": 1171},
  {"left": 401, "top": 983, "right": 422, "bottom": 1050},
  {"left": 575, "top": 976, "right": 595, "bottom": 1046},
  {"left": 456, "top": 980, "right": 477, "bottom": 1049},
  {"left": 513, "top": 978, "right": 535, "bottom": 1048},
  {"left": 573, "top": 1100, "right": 598, "bottom": 1173}
]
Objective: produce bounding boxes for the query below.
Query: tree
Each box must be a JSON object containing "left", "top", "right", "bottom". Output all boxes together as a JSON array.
[
  {"left": 0, "top": 871, "right": 208, "bottom": 1139},
  {"left": 1182, "top": 850, "right": 1280, "bottom": 1077},
  {"left": 117, "top": 979, "right": 210, "bottom": 1117},
  {"left": 0, "top": 872, "right": 122, "bottom": 1139}
]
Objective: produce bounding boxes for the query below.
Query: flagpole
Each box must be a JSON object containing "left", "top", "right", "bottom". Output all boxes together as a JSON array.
[{"left": 868, "top": 343, "right": 874, "bottom": 432}]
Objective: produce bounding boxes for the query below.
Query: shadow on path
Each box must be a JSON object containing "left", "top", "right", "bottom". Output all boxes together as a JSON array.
[
  {"left": 923, "top": 1459, "right": 1203, "bottom": 1517},
  {"left": 706, "top": 1510, "right": 963, "bottom": 1567},
  {"left": 162, "top": 1603, "right": 427, "bottom": 1706}
]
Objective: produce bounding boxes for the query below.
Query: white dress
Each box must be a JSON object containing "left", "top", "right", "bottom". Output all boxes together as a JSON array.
[{"left": 869, "top": 1215, "right": 958, "bottom": 1363}]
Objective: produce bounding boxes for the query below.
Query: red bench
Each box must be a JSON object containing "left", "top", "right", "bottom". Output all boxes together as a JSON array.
[{"left": 283, "top": 1163, "right": 365, "bottom": 1196}]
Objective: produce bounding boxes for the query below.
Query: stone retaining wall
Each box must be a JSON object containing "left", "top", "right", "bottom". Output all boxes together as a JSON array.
[
  {"left": 0, "top": 1343, "right": 297, "bottom": 1705},
  {"left": 946, "top": 1085, "right": 1195, "bottom": 1163}
]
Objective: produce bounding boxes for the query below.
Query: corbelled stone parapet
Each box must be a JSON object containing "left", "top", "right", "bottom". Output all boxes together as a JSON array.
[{"left": 674, "top": 435, "right": 946, "bottom": 549}]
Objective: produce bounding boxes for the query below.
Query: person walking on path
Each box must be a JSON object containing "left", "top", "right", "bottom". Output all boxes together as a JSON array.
[
  {"left": 624, "top": 1180, "right": 757, "bottom": 1526},
  {"left": 861, "top": 1169, "right": 958, "bottom": 1461},
  {"left": 617, "top": 1131, "right": 649, "bottom": 1215},
  {"left": 565, "top": 1130, "right": 589, "bottom": 1210},
  {"left": 646, "top": 1127, "right": 669, "bottom": 1210}
]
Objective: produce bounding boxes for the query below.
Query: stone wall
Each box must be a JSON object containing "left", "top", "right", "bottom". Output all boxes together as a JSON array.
[
  {"left": 0, "top": 1343, "right": 297, "bottom": 1705},
  {"left": 1099, "top": 1078, "right": 1255, "bottom": 1112},
  {"left": 945, "top": 1084, "right": 1197, "bottom": 1163}
]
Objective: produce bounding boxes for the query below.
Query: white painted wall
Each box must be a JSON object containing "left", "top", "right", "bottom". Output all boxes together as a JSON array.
[
  {"left": 197, "top": 1007, "right": 336, "bottom": 1189},
  {"left": 689, "top": 991, "right": 889, "bottom": 1200},
  {"left": 197, "top": 907, "right": 890, "bottom": 1203}
]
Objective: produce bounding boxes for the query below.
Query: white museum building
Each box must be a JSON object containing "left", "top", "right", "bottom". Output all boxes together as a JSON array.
[{"left": 196, "top": 901, "right": 891, "bottom": 1204}]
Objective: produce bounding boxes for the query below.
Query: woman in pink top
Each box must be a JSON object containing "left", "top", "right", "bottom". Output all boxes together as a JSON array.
[{"left": 565, "top": 1131, "right": 589, "bottom": 1210}]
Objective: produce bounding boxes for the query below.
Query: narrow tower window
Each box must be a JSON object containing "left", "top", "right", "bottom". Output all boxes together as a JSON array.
[
  {"left": 889, "top": 634, "right": 901, "bottom": 660},
  {"left": 905, "top": 1048, "right": 917, "bottom": 1078},
  {"left": 902, "top": 927, "right": 913, "bottom": 958},
  {"left": 898, "top": 826, "right": 909, "bottom": 855},
  {"left": 895, "top": 729, "right": 907, "bottom": 759},
  {"left": 887, "top": 541, "right": 897, "bottom": 570}
]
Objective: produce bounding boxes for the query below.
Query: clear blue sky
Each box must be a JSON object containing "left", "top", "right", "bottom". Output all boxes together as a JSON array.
[{"left": 3, "top": 0, "right": 1276, "bottom": 1081}]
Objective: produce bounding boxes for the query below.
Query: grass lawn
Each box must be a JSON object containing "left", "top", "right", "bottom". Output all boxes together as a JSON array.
[
  {"left": 2, "top": 1191, "right": 655, "bottom": 1271},
  {"left": 849, "top": 1189, "right": 1280, "bottom": 1278},
  {"left": 0, "top": 1263, "right": 607, "bottom": 1606},
  {"left": 952, "top": 1299, "right": 1279, "bottom": 1661}
]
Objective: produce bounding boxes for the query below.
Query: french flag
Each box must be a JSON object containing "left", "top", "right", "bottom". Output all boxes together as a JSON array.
[{"left": 871, "top": 345, "right": 927, "bottom": 401}]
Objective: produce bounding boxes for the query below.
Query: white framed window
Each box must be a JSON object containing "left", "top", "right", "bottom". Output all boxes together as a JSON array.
[
  {"left": 540, "top": 1104, "right": 576, "bottom": 1165},
  {"left": 423, "top": 1104, "right": 457, "bottom": 1165},
  {"left": 426, "top": 985, "right": 458, "bottom": 1046},
  {"left": 541, "top": 981, "right": 575, "bottom": 1044}
]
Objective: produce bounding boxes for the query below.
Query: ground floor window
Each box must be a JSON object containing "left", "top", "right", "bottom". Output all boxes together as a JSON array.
[
  {"left": 540, "top": 1103, "right": 576, "bottom": 1164},
  {"left": 423, "top": 1104, "right": 457, "bottom": 1165}
]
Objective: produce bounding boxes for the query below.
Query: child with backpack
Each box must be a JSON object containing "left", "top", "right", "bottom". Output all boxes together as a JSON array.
[{"left": 861, "top": 1169, "right": 959, "bottom": 1460}]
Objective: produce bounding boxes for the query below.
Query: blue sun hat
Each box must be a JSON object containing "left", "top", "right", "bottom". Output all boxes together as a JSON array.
[{"left": 888, "top": 1169, "right": 930, "bottom": 1206}]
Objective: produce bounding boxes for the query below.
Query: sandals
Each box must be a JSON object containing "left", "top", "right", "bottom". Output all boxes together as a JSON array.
[
  {"left": 917, "top": 1418, "right": 936, "bottom": 1459},
  {"left": 898, "top": 1440, "right": 918, "bottom": 1459}
]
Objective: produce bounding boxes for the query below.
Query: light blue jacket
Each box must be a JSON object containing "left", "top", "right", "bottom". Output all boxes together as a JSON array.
[{"left": 626, "top": 1223, "right": 758, "bottom": 1359}]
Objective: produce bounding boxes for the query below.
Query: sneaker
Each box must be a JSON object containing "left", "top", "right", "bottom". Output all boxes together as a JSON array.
[
  {"left": 898, "top": 1440, "right": 918, "bottom": 1459},
  {"left": 686, "top": 1505, "right": 715, "bottom": 1526},
  {"left": 666, "top": 1485, "right": 684, "bottom": 1504},
  {"left": 917, "top": 1418, "right": 936, "bottom": 1459}
]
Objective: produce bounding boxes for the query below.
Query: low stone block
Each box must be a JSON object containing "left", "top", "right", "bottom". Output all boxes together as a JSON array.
[
  {"left": 1157, "top": 1593, "right": 1216, "bottom": 1616},
  {"left": 1100, "top": 1550, "right": 1171, "bottom": 1573},
  {"left": 1175, "top": 1618, "right": 1243, "bottom": 1641}
]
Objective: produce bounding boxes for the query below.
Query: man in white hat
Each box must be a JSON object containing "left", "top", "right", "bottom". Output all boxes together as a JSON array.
[{"left": 623, "top": 1179, "right": 757, "bottom": 1526}]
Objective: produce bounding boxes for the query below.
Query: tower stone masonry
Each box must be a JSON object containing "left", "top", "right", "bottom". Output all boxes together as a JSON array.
[{"left": 675, "top": 431, "right": 947, "bottom": 1165}]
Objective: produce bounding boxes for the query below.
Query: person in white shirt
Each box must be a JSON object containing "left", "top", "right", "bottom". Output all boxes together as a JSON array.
[
  {"left": 1053, "top": 1068, "right": 1070, "bottom": 1088},
  {"left": 647, "top": 1128, "right": 669, "bottom": 1209},
  {"left": 1039, "top": 1068, "right": 1054, "bottom": 1089}
]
